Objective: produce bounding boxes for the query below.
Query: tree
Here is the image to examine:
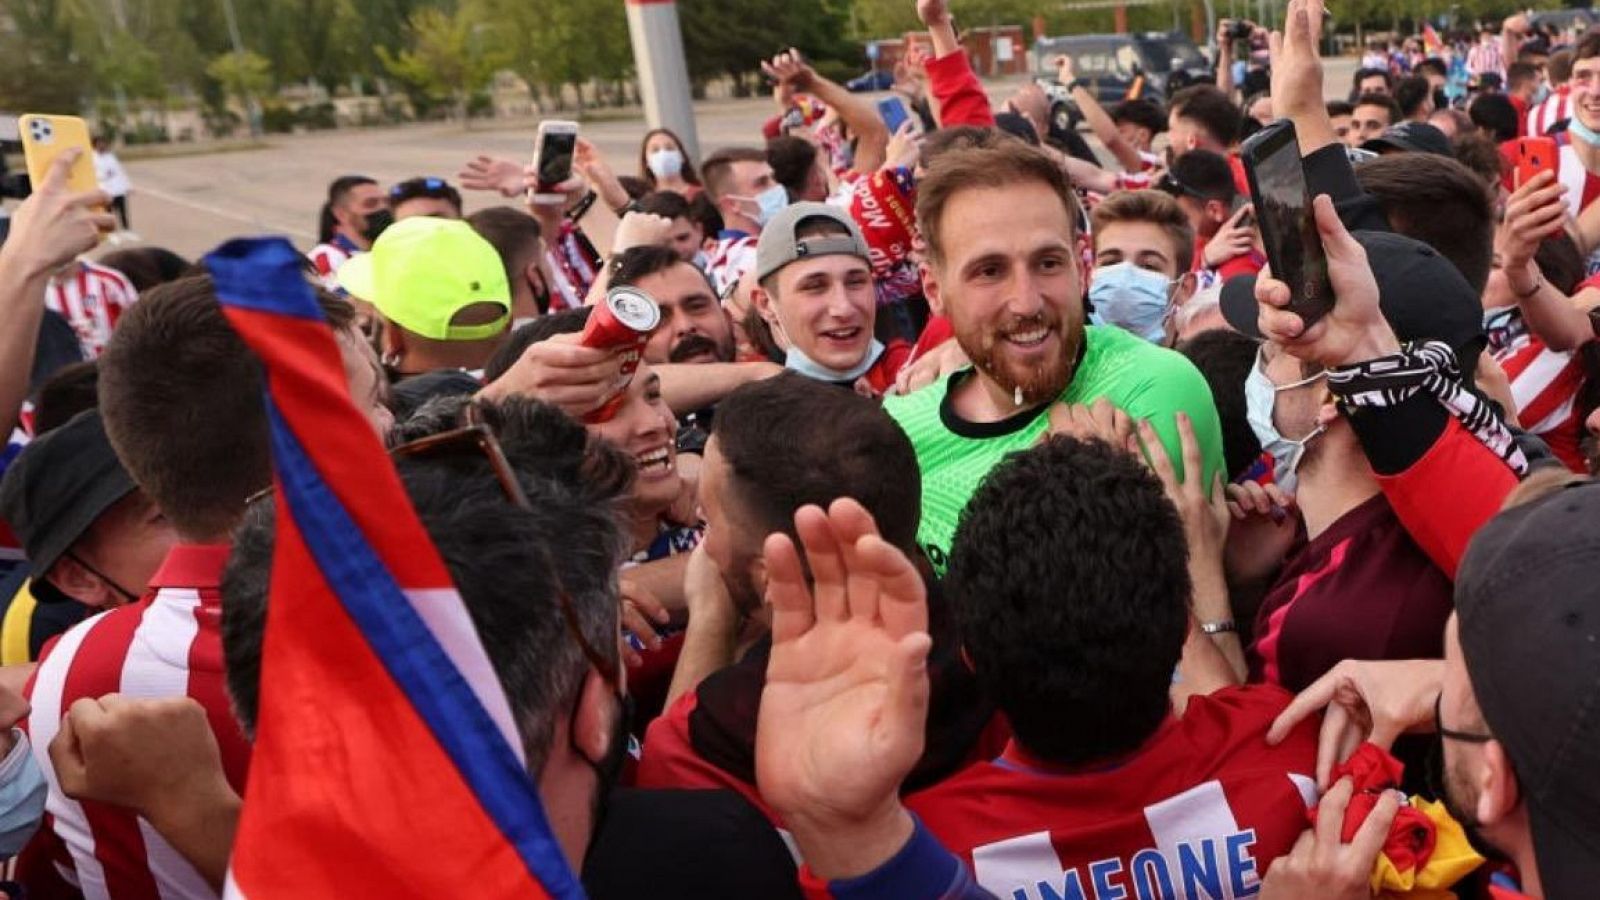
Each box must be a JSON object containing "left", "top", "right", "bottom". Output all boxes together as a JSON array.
[
  {"left": 378, "top": 3, "right": 509, "bottom": 121},
  {"left": 207, "top": 50, "right": 273, "bottom": 114},
  {"left": 0, "top": 0, "right": 92, "bottom": 112}
]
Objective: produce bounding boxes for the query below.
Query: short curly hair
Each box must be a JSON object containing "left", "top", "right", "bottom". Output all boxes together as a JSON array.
[{"left": 946, "top": 436, "right": 1190, "bottom": 765}]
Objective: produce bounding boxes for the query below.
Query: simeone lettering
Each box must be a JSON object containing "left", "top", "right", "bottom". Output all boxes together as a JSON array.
[{"left": 1005, "top": 830, "right": 1260, "bottom": 900}]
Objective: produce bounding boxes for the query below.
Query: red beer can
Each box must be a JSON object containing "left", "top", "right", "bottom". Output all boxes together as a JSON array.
[{"left": 580, "top": 285, "right": 661, "bottom": 423}]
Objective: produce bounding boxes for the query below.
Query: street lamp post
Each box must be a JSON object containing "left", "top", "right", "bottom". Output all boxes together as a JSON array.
[
  {"left": 624, "top": 0, "right": 700, "bottom": 161},
  {"left": 220, "top": 0, "right": 261, "bottom": 136}
]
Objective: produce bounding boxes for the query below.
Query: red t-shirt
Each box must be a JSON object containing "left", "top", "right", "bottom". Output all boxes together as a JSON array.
[
  {"left": 1509, "top": 94, "right": 1530, "bottom": 138},
  {"left": 905, "top": 686, "right": 1319, "bottom": 900}
]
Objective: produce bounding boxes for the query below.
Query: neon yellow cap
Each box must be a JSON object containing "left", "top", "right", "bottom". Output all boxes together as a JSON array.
[{"left": 337, "top": 216, "right": 510, "bottom": 341}]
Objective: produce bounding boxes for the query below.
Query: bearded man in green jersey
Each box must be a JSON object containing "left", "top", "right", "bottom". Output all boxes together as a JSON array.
[{"left": 884, "top": 135, "right": 1226, "bottom": 574}]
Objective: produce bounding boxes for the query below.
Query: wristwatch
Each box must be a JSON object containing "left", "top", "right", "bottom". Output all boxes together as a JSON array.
[{"left": 1199, "top": 620, "right": 1237, "bottom": 635}]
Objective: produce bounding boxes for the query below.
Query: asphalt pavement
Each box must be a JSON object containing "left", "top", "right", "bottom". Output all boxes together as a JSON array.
[{"left": 86, "top": 56, "right": 1359, "bottom": 261}]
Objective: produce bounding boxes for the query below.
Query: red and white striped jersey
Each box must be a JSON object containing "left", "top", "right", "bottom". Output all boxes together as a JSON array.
[
  {"left": 906, "top": 686, "right": 1319, "bottom": 900},
  {"left": 1527, "top": 87, "right": 1572, "bottom": 137},
  {"left": 21, "top": 544, "right": 251, "bottom": 900},
  {"left": 706, "top": 231, "right": 759, "bottom": 298},
  {"left": 307, "top": 237, "right": 360, "bottom": 291},
  {"left": 44, "top": 262, "right": 137, "bottom": 359},
  {"left": 1495, "top": 329, "right": 1589, "bottom": 473},
  {"left": 1555, "top": 144, "right": 1600, "bottom": 275}
]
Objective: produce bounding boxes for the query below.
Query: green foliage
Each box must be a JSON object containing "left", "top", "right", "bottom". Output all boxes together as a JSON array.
[
  {"left": 206, "top": 51, "right": 273, "bottom": 110},
  {"left": 378, "top": 4, "right": 510, "bottom": 116}
]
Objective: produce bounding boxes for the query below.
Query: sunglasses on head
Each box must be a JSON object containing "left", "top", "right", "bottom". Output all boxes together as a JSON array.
[
  {"left": 389, "top": 404, "right": 620, "bottom": 687},
  {"left": 389, "top": 177, "right": 451, "bottom": 199}
]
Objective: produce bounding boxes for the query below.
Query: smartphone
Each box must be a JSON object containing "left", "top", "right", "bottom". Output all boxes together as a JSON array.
[
  {"left": 877, "top": 95, "right": 912, "bottom": 135},
  {"left": 1513, "top": 136, "right": 1558, "bottom": 190},
  {"left": 1240, "top": 120, "right": 1333, "bottom": 328},
  {"left": 530, "top": 120, "right": 579, "bottom": 204},
  {"left": 18, "top": 114, "right": 98, "bottom": 197}
]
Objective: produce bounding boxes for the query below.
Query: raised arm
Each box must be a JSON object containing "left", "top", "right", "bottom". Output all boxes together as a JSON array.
[
  {"left": 1500, "top": 172, "right": 1598, "bottom": 352},
  {"left": 1054, "top": 55, "right": 1145, "bottom": 174},
  {"left": 917, "top": 0, "right": 994, "bottom": 128},
  {"left": 1268, "top": 0, "right": 1340, "bottom": 158},
  {"left": 0, "top": 150, "right": 110, "bottom": 437},
  {"left": 763, "top": 49, "right": 891, "bottom": 175}
]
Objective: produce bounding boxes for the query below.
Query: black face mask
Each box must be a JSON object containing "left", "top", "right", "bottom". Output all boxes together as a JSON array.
[{"left": 362, "top": 208, "right": 395, "bottom": 244}]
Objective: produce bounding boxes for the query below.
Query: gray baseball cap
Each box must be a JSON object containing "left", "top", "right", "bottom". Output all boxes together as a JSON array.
[{"left": 754, "top": 202, "right": 871, "bottom": 283}]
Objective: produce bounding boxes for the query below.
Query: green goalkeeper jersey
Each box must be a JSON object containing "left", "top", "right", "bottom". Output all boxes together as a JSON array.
[{"left": 884, "top": 325, "right": 1225, "bottom": 575}]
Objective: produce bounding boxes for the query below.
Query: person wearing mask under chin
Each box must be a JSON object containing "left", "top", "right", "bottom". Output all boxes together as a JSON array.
[
  {"left": 1085, "top": 191, "right": 1200, "bottom": 347},
  {"left": 750, "top": 203, "right": 911, "bottom": 396}
]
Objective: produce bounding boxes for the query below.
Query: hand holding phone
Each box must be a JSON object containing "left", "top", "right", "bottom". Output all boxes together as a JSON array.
[
  {"left": 876, "top": 96, "right": 912, "bottom": 136},
  {"left": 2, "top": 142, "right": 115, "bottom": 276},
  {"left": 530, "top": 120, "right": 579, "bottom": 204},
  {"left": 1240, "top": 120, "right": 1334, "bottom": 328},
  {"left": 19, "top": 115, "right": 99, "bottom": 201}
]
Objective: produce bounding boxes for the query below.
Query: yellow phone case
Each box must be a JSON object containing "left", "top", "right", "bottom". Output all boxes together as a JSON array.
[{"left": 19, "top": 114, "right": 98, "bottom": 195}]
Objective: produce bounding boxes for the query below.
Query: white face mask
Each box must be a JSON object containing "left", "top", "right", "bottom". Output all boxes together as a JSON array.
[
  {"left": 1243, "top": 346, "right": 1326, "bottom": 495},
  {"left": 647, "top": 148, "right": 684, "bottom": 180},
  {"left": 731, "top": 184, "right": 789, "bottom": 228},
  {"left": 1088, "top": 262, "right": 1176, "bottom": 344}
]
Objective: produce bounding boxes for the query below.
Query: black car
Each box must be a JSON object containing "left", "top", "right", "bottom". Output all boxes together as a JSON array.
[{"left": 1035, "top": 32, "right": 1212, "bottom": 111}]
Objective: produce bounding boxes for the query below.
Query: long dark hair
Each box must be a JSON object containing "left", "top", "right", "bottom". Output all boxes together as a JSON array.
[{"left": 638, "top": 128, "right": 701, "bottom": 187}]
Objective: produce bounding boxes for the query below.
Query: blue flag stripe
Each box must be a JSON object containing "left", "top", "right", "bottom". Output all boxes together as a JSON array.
[{"left": 266, "top": 404, "right": 585, "bottom": 900}]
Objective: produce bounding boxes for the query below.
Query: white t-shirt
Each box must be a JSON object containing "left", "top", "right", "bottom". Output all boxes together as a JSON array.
[{"left": 93, "top": 150, "right": 130, "bottom": 197}]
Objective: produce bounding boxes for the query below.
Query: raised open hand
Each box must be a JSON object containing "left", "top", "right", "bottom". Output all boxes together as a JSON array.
[{"left": 755, "top": 498, "right": 930, "bottom": 869}]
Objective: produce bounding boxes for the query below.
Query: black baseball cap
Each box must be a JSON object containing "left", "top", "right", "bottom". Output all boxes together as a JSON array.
[
  {"left": 1455, "top": 480, "right": 1600, "bottom": 898},
  {"left": 0, "top": 410, "right": 136, "bottom": 583},
  {"left": 1219, "top": 230, "right": 1485, "bottom": 376},
  {"left": 1362, "top": 121, "right": 1453, "bottom": 157}
]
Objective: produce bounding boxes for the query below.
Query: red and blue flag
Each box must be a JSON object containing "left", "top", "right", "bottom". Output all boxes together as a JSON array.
[{"left": 206, "top": 238, "right": 582, "bottom": 899}]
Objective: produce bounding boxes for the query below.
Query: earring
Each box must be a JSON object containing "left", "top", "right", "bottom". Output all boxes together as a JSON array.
[{"left": 381, "top": 351, "right": 401, "bottom": 368}]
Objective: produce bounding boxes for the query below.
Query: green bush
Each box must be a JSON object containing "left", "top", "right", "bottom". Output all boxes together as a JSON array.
[
  {"left": 261, "top": 101, "right": 297, "bottom": 133},
  {"left": 123, "top": 121, "right": 170, "bottom": 145},
  {"left": 466, "top": 91, "right": 494, "bottom": 118},
  {"left": 297, "top": 102, "right": 338, "bottom": 130}
]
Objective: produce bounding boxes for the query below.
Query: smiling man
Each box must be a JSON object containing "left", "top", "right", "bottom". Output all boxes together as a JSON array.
[
  {"left": 883, "top": 138, "right": 1224, "bottom": 574},
  {"left": 751, "top": 202, "right": 910, "bottom": 394}
]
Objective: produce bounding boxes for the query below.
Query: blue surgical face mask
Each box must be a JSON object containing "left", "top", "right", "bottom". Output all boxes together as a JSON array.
[
  {"left": 1532, "top": 82, "right": 1552, "bottom": 105},
  {"left": 738, "top": 184, "right": 790, "bottom": 228},
  {"left": 1244, "top": 347, "right": 1327, "bottom": 495},
  {"left": 647, "top": 148, "right": 684, "bottom": 180},
  {"left": 1088, "top": 262, "right": 1175, "bottom": 344},
  {"left": 1569, "top": 114, "right": 1600, "bottom": 147},
  {"left": 0, "top": 733, "right": 46, "bottom": 856},
  {"left": 785, "top": 340, "right": 886, "bottom": 384}
]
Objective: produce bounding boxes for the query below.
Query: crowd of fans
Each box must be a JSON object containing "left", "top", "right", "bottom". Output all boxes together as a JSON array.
[{"left": 0, "top": 0, "right": 1597, "bottom": 896}]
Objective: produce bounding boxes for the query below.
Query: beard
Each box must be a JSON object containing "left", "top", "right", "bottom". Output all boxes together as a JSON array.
[
  {"left": 1430, "top": 736, "right": 1511, "bottom": 864},
  {"left": 669, "top": 331, "right": 733, "bottom": 364},
  {"left": 956, "top": 311, "right": 1083, "bottom": 407}
]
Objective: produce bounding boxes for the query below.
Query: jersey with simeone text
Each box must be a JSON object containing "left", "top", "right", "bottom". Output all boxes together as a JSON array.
[
  {"left": 906, "top": 686, "right": 1320, "bottom": 900},
  {"left": 883, "top": 325, "right": 1225, "bottom": 575}
]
